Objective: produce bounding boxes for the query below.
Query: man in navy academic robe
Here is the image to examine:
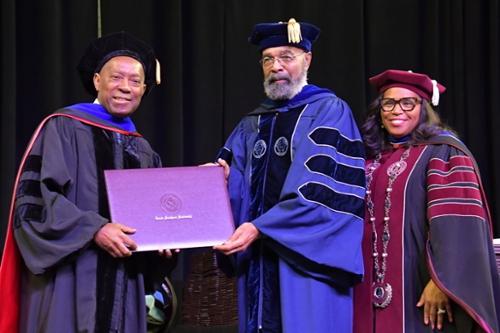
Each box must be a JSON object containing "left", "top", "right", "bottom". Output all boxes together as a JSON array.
[{"left": 214, "top": 19, "right": 366, "bottom": 333}]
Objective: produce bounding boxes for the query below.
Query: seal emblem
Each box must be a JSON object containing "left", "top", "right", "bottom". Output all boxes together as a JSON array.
[
  {"left": 160, "top": 194, "right": 182, "bottom": 212},
  {"left": 274, "top": 136, "right": 289, "bottom": 156},
  {"left": 253, "top": 139, "right": 267, "bottom": 159}
]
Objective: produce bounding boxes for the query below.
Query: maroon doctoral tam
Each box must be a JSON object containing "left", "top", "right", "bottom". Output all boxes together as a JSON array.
[{"left": 369, "top": 69, "right": 446, "bottom": 105}]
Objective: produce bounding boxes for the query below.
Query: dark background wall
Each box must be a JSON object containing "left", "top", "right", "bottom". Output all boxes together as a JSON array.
[{"left": 1, "top": 0, "right": 499, "bottom": 257}]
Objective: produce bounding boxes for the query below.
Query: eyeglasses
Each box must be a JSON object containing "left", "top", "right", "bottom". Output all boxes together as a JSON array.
[
  {"left": 259, "top": 52, "right": 307, "bottom": 67},
  {"left": 380, "top": 97, "right": 422, "bottom": 112}
]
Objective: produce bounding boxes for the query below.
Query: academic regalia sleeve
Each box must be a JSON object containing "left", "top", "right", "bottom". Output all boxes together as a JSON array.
[
  {"left": 219, "top": 116, "right": 262, "bottom": 230},
  {"left": 13, "top": 117, "right": 108, "bottom": 275},
  {"left": 215, "top": 121, "right": 253, "bottom": 275},
  {"left": 253, "top": 98, "right": 366, "bottom": 287},
  {"left": 426, "top": 142, "right": 500, "bottom": 332}
]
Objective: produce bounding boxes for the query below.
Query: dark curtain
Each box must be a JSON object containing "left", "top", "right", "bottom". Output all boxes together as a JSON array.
[{"left": 1, "top": 0, "right": 499, "bottom": 255}]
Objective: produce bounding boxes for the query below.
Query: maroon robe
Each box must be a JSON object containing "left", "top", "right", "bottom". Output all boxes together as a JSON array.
[{"left": 354, "top": 135, "right": 500, "bottom": 332}]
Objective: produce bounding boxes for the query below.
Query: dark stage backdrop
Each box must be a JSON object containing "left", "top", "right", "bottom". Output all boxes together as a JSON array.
[{"left": 1, "top": 0, "right": 499, "bottom": 257}]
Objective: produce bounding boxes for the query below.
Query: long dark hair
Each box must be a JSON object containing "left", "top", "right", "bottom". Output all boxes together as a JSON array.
[{"left": 361, "top": 96, "right": 452, "bottom": 158}]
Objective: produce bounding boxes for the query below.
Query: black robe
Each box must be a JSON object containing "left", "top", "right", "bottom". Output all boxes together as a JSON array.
[{"left": 0, "top": 106, "right": 171, "bottom": 333}]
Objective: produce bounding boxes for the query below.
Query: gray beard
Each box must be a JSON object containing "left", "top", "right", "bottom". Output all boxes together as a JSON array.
[{"left": 263, "top": 70, "right": 308, "bottom": 101}]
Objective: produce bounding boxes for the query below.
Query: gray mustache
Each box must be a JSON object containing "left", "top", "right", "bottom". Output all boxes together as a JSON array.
[{"left": 267, "top": 74, "right": 291, "bottom": 83}]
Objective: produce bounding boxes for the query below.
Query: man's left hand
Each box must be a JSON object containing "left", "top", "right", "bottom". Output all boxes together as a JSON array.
[{"left": 199, "top": 158, "right": 230, "bottom": 181}]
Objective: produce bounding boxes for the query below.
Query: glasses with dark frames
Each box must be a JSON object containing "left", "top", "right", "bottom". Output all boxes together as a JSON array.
[{"left": 380, "top": 97, "right": 422, "bottom": 112}]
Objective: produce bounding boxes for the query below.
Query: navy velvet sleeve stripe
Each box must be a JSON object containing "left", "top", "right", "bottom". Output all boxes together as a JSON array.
[
  {"left": 24, "top": 155, "right": 42, "bottom": 173},
  {"left": 298, "top": 182, "right": 364, "bottom": 219},
  {"left": 309, "top": 127, "right": 364, "bottom": 159},
  {"left": 17, "top": 180, "right": 42, "bottom": 198},
  {"left": 14, "top": 204, "right": 45, "bottom": 228},
  {"left": 305, "top": 155, "right": 365, "bottom": 188}
]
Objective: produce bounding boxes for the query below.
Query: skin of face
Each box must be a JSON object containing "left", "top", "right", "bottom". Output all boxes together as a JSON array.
[
  {"left": 381, "top": 87, "right": 422, "bottom": 138},
  {"left": 93, "top": 56, "right": 146, "bottom": 118},
  {"left": 261, "top": 46, "right": 311, "bottom": 86}
]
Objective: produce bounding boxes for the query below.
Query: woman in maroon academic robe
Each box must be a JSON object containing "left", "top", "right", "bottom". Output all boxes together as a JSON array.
[{"left": 353, "top": 69, "right": 500, "bottom": 332}]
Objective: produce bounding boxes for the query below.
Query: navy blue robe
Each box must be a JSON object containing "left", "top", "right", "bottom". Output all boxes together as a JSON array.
[{"left": 219, "top": 85, "right": 365, "bottom": 332}]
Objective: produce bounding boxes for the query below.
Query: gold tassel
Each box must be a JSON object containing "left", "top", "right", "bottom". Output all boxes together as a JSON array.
[
  {"left": 155, "top": 59, "right": 161, "bottom": 85},
  {"left": 287, "top": 18, "right": 302, "bottom": 43}
]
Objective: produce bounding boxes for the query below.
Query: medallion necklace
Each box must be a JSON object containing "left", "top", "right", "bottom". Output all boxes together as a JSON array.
[{"left": 365, "top": 147, "right": 411, "bottom": 308}]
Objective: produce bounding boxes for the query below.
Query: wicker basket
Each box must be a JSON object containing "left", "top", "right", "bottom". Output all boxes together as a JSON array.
[{"left": 180, "top": 250, "right": 238, "bottom": 326}]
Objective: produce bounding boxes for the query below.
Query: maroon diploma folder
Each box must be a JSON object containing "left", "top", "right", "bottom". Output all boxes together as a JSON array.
[{"left": 104, "top": 166, "right": 234, "bottom": 251}]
